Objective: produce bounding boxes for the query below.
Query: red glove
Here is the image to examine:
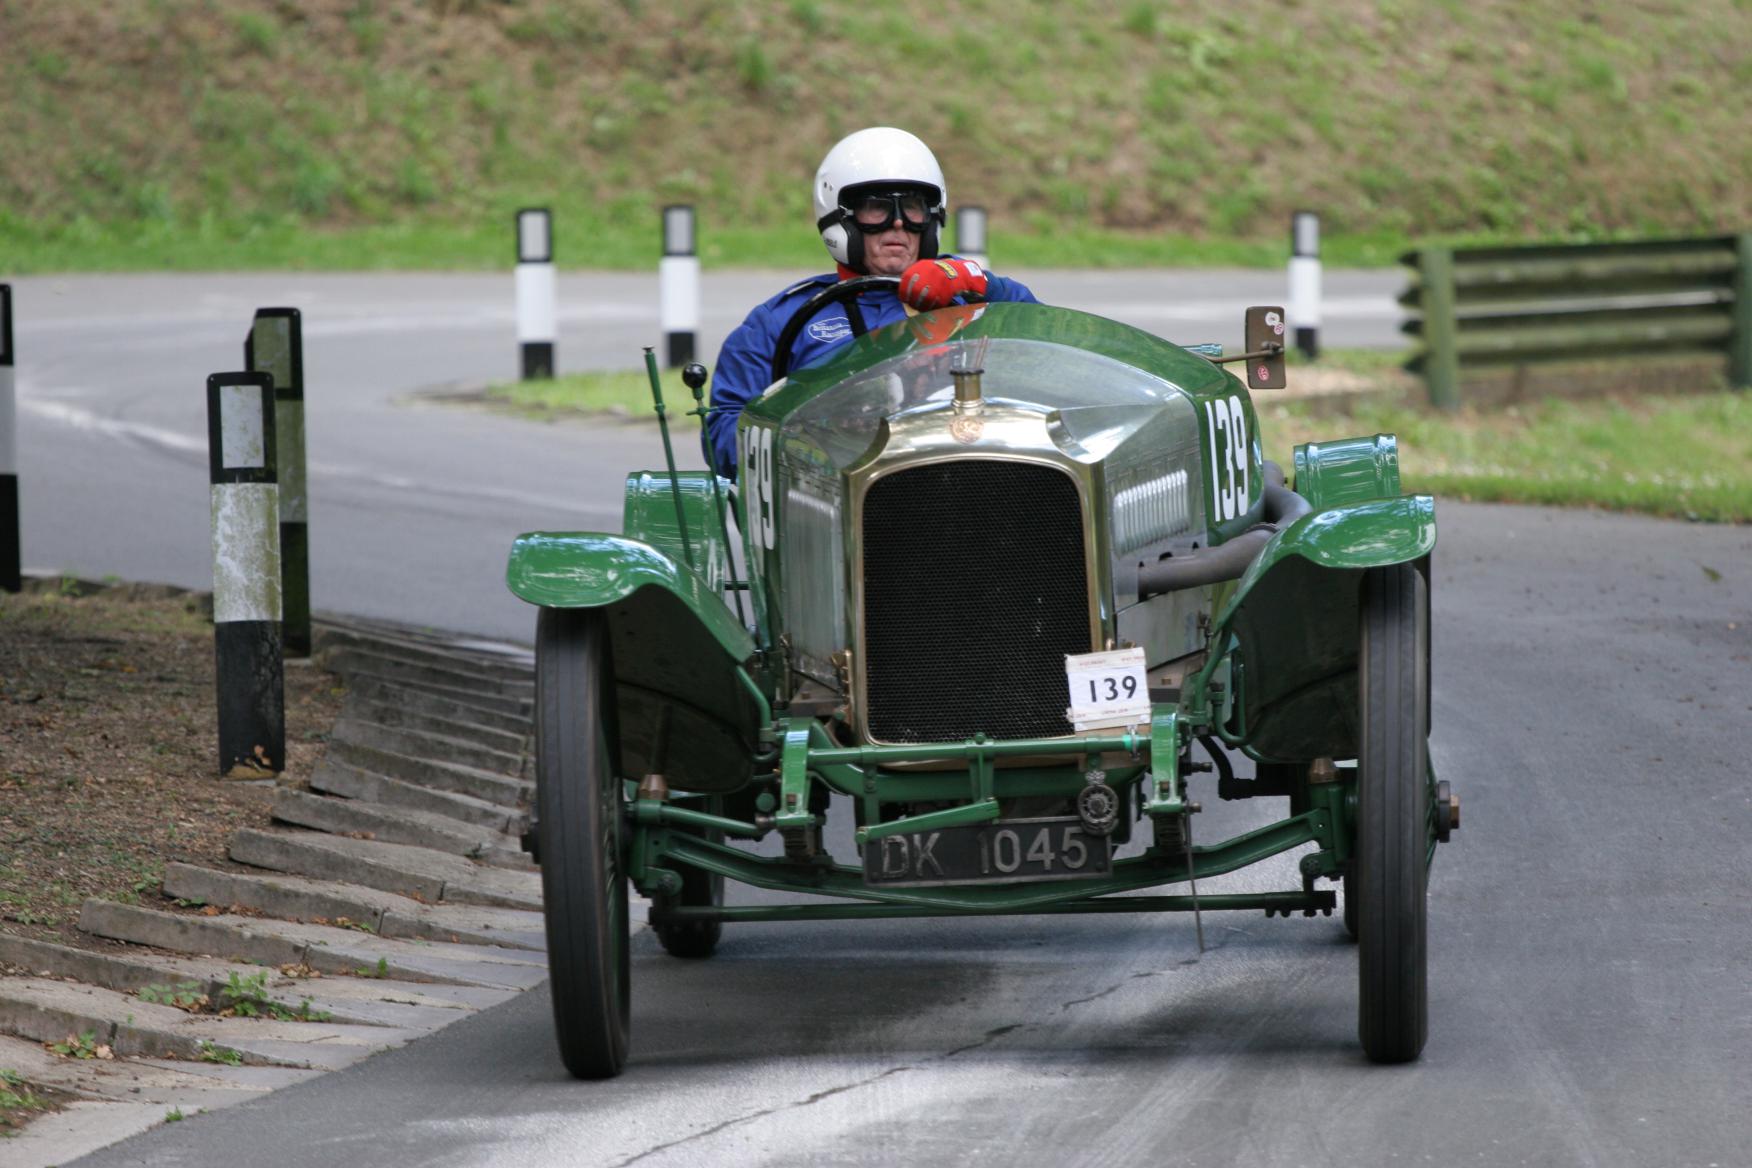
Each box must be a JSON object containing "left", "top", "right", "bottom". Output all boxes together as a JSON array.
[{"left": 899, "top": 258, "right": 988, "bottom": 311}]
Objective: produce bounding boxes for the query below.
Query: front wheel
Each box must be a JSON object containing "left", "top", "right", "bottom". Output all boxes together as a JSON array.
[
  {"left": 535, "top": 607, "right": 630, "bottom": 1079},
  {"left": 1355, "top": 563, "right": 1430, "bottom": 1064}
]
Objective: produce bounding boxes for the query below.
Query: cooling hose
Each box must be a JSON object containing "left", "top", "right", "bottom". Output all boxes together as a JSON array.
[{"left": 1136, "top": 462, "right": 1312, "bottom": 599}]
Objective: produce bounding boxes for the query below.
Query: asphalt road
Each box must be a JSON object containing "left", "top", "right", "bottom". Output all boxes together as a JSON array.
[
  {"left": 10, "top": 269, "right": 1400, "bottom": 641},
  {"left": 72, "top": 503, "right": 1752, "bottom": 1168},
  {"left": 13, "top": 273, "right": 1750, "bottom": 1166}
]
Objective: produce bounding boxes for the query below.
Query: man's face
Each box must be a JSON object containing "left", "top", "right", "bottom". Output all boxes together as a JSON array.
[{"left": 863, "top": 224, "right": 920, "bottom": 275}]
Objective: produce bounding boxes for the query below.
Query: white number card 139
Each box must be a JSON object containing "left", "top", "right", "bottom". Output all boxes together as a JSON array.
[{"left": 1064, "top": 647, "right": 1151, "bottom": 731}]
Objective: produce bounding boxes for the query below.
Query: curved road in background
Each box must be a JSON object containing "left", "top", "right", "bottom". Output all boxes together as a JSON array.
[{"left": 8, "top": 274, "right": 1746, "bottom": 1166}]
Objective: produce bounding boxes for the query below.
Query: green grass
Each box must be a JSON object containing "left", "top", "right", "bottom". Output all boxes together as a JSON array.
[
  {"left": 0, "top": 214, "right": 1424, "bottom": 274},
  {"left": 488, "top": 370, "right": 674, "bottom": 418},
  {"left": 1261, "top": 390, "right": 1751, "bottom": 522},
  {"left": 0, "top": 0, "right": 1743, "bottom": 274},
  {"left": 494, "top": 361, "right": 1751, "bottom": 522}
]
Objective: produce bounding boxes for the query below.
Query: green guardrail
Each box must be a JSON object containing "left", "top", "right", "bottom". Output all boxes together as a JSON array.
[{"left": 1399, "top": 234, "right": 1752, "bottom": 408}]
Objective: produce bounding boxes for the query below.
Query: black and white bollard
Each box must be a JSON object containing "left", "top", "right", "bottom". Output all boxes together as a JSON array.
[
  {"left": 0, "top": 284, "right": 17, "bottom": 593},
  {"left": 206, "top": 372, "right": 284, "bottom": 776},
  {"left": 954, "top": 205, "right": 989, "bottom": 271},
  {"left": 245, "top": 307, "right": 310, "bottom": 656},
  {"left": 515, "top": 207, "right": 556, "bottom": 380},
  {"left": 660, "top": 205, "right": 700, "bottom": 368},
  {"left": 1289, "top": 210, "right": 1321, "bottom": 360}
]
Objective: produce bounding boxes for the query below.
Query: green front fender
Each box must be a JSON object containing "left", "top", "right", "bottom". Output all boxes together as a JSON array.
[
  {"left": 507, "top": 532, "right": 760, "bottom": 793},
  {"left": 1213, "top": 495, "right": 1436, "bottom": 763}
]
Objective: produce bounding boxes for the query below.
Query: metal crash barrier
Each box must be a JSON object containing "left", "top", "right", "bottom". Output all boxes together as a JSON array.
[{"left": 1400, "top": 234, "right": 1752, "bottom": 407}]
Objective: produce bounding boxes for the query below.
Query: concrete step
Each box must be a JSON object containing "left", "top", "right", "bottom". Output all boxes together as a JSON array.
[
  {"left": 345, "top": 677, "right": 533, "bottom": 737},
  {"left": 353, "top": 697, "right": 528, "bottom": 756},
  {"left": 161, "top": 863, "right": 544, "bottom": 951},
  {"left": 314, "top": 630, "right": 534, "bottom": 684},
  {"left": 0, "top": 935, "right": 495, "bottom": 1031},
  {"left": 229, "top": 828, "right": 541, "bottom": 910},
  {"left": 270, "top": 788, "right": 530, "bottom": 870},
  {"left": 310, "top": 759, "right": 521, "bottom": 833},
  {"left": 0, "top": 978, "right": 424, "bottom": 1070},
  {"left": 78, "top": 901, "right": 547, "bottom": 990},
  {"left": 322, "top": 646, "right": 532, "bottom": 701},
  {"left": 331, "top": 715, "right": 524, "bottom": 776},
  {"left": 327, "top": 739, "right": 532, "bottom": 808}
]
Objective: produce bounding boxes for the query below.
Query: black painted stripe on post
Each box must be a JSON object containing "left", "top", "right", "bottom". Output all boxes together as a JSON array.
[
  {"left": 1, "top": 283, "right": 17, "bottom": 592},
  {"left": 245, "top": 307, "right": 310, "bottom": 656},
  {"left": 206, "top": 372, "right": 284, "bottom": 775},
  {"left": 521, "top": 341, "right": 555, "bottom": 381}
]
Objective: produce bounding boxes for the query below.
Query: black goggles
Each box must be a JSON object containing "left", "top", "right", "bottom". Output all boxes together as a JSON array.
[{"left": 842, "top": 188, "right": 934, "bottom": 234}]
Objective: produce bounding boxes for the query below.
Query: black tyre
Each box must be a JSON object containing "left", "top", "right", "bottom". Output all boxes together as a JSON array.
[
  {"left": 535, "top": 607, "right": 629, "bottom": 1079},
  {"left": 1341, "top": 862, "right": 1359, "bottom": 940},
  {"left": 1355, "top": 563, "right": 1430, "bottom": 1064},
  {"left": 654, "top": 794, "right": 724, "bottom": 959}
]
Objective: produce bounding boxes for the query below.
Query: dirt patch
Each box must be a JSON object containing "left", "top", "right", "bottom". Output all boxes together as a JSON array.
[{"left": 0, "top": 580, "right": 343, "bottom": 950}]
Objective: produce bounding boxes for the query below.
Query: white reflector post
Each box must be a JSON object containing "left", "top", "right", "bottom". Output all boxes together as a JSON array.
[
  {"left": 515, "top": 208, "right": 555, "bottom": 379},
  {"left": 206, "top": 371, "right": 284, "bottom": 776},
  {"left": 955, "top": 205, "right": 989, "bottom": 270},
  {"left": 660, "top": 205, "right": 699, "bottom": 368},
  {"left": 245, "top": 307, "right": 310, "bottom": 657},
  {"left": 1289, "top": 210, "right": 1321, "bottom": 360},
  {"left": 0, "top": 284, "right": 17, "bottom": 592}
]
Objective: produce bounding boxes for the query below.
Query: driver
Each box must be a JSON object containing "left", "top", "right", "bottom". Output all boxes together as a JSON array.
[{"left": 704, "top": 127, "right": 1038, "bottom": 477}]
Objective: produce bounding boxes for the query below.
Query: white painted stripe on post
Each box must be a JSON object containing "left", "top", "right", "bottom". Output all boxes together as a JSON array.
[
  {"left": 274, "top": 399, "right": 307, "bottom": 522},
  {"left": 219, "top": 384, "right": 267, "bottom": 468},
  {"left": 0, "top": 367, "right": 14, "bottom": 475},
  {"left": 659, "top": 255, "right": 700, "bottom": 332},
  {"left": 516, "top": 263, "right": 556, "bottom": 343},
  {"left": 211, "top": 483, "right": 283, "bottom": 623},
  {"left": 1289, "top": 256, "right": 1322, "bottom": 327}
]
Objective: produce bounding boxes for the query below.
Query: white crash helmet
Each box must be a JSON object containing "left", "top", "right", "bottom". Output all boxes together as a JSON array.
[{"left": 813, "top": 127, "right": 948, "bottom": 271}]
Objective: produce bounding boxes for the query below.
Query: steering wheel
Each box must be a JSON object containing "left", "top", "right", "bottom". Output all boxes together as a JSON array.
[{"left": 769, "top": 275, "right": 900, "bottom": 384}]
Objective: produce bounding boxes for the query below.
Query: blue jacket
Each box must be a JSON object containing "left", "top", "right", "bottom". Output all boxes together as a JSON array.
[{"left": 705, "top": 264, "right": 1038, "bottom": 477}]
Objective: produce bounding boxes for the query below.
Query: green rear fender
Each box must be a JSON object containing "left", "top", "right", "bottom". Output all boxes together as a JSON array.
[
  {"left": 1214, "top": 495, "right": 1436, "bottom": 763},
  {"left": 507, "top": 532, "right": 760, "bottom": 793}
]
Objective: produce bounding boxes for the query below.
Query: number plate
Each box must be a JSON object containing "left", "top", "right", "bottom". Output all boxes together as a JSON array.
[
  {"left": 1064, "top": 646, "right": 1151, "bottom": 730},
  {"left": 862, "top": 816, "right": 1112, "bottom": 888}
]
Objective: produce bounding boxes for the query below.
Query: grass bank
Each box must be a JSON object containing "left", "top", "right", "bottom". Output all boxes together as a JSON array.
[
  {"left": 1, "top": 0, "right": 1745, "bottom": 273},
  {"left": 485, "top": 359, "right": 1750, "bottom": 522}
]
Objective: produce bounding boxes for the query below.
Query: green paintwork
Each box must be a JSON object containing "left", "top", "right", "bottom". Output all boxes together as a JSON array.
[
  {"left": 650, "top": 891, "right": 1333, "bottom": 923},
  {"left": 1211, "top": 495, "right": 1437, "bottom": 762},
  {"left": 636, "top": 807, "right": 1332, "bottom": 913},
  {"left": 622, "top": 471, "right": 733, "bottom": 592},
  {"left": 1292, "top": 434, "right": 1401, "bottom": 511},
  {"left": 1143, "top": 709, "right": 1184, "bottom": 816},
  {"left": 858, "top": 798, "right": 1000, "bottom": 845},
  {"left": 506, "top": 531, "right": 758, "bottom": 793}
]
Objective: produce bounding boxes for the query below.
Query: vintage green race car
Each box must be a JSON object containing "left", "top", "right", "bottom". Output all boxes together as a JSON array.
[{"left": 506, "top": 279, "right": 1454, "bottom": 1078}]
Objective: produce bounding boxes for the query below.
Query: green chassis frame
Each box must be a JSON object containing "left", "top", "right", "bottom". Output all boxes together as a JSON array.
[{"left": 631, "top": 655, "right": 1382, "bottom": 925}]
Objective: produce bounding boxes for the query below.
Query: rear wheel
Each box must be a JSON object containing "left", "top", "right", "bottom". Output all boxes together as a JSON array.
[
  {"left": 1355, "top": 563, "right": 1430, "bottom": 1064},
  {"left": 535, "top": 607, "right": 629, "bottom": 1079}
]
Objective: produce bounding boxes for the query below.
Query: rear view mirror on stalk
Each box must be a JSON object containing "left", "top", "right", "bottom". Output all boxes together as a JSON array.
[{"left": 1244, "top": 306, "right": 1288, "bottom": 390}]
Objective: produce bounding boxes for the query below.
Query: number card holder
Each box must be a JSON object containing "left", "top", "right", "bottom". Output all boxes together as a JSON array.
[{"left": 1065, "top": 647, "right": 1152, "bottom": 731}]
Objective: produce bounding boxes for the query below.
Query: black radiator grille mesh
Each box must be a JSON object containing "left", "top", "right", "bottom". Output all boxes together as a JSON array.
[{"left": 861, "top": 460, "right": 1091, "bottom": 743}]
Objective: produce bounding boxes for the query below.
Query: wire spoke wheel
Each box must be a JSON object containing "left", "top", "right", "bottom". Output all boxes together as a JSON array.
[
  {"left": 1355, "top": 563, "right": 1430, "bottom": 1064},
  {"left": 535, "top": 607, "right": 630, "bottom": 1079}
]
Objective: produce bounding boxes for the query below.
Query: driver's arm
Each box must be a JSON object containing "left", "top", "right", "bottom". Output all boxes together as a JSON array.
[{"left": 704, "top": 309, "right": 780, "bottom": 480}]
